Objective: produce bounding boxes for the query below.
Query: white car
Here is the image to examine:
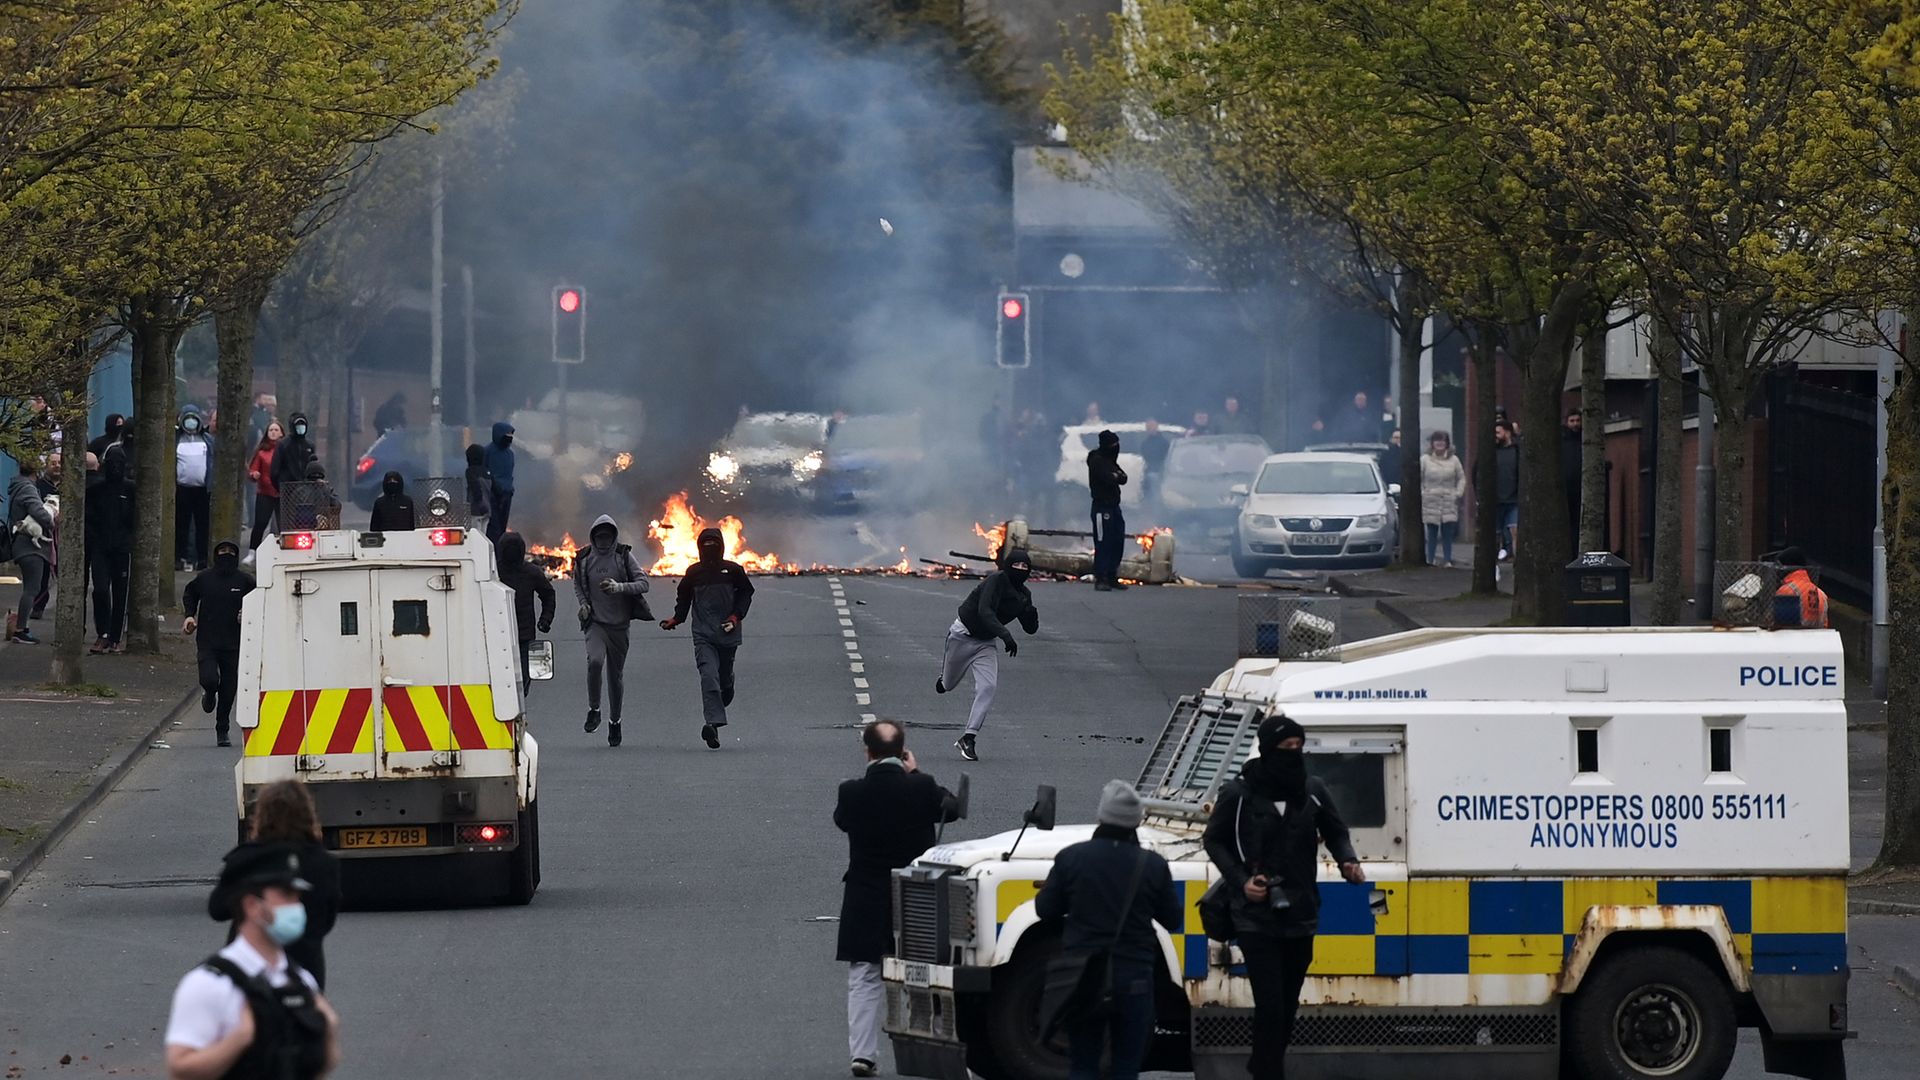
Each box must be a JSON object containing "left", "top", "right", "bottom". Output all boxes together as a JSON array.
[
  {"left": 702, "top": 411, "right": 829, "bottom": 505},
  {"left": 1053, "top": 422, "right": 1186, "bottom": 509},
  {"left": 1232, "top": 451, "right": 1398, "bottom": 576}
]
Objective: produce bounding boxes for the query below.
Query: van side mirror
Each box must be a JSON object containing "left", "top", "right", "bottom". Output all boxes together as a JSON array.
[
  {"left": 525, "top": 639, "right": 555, "bottom": 681},
  {"left": 1230, "top": 483, "right": 1249, "bottom": 498},
  {"left": 1025, "top": 785, "right": 1057, "bottom": 831}
]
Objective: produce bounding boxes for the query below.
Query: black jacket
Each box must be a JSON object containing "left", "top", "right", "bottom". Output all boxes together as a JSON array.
[
  {"left": 270, "top": 433, "right": 317, "bottom": 493},
  {"left": 1203, "top": 757, "right": 1358, "bottom": 938},
  {"left": 368, "top": 493, "right": 417, "bottom": 532},
  {"left": 208, "top": 840, "right": 342, "bottom": 989},
  {"left": 957, "top": 570, "right": 1038, "bottom": 646},
  {"left": 184, "top": 566, "right": 256, "bottom": 653},
  {"left": 835, "top": 761, "right": 959, "bottom": 962},
  {"left": 1035, "top": 827, "right": 1182, "bottom": 970},
  {"left": 1087, "top": 447, "right": 1128, "bottom": 507},
  {"left": 85, "top": 455, "right": 137, "bottom": 556},
  {"left": 496, "top": 535, "right": 555, "bottom": 643},
  {"left": 464, "top": 445, "right": 491, "bottom": 518},
  {"left": 1493, "top": 442, "right": 1521, "bottom": 504},
  {"left": 672, "top": 556, "right": 755, "bottom": 644},
  {"left": 1561, "top": 428, "right": 1582, "bottom": 512}
]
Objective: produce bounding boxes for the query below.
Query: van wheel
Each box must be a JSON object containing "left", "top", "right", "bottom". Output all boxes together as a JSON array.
[
  {"left": 1231, "top": 533, "right": 1266, "bottom": 579},
  {"left": 506, "top": 800, "right": 538, "bottom": 905},
  {"left": 1565, "top": 945, "right": 1736, "bottom": 1080},
  {"left": 983, "top": 935, "right": 1070, "bottom": 1080}
]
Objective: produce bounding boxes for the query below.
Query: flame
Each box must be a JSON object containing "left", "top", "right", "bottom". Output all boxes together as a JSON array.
[
  {"left": 646, "top": 491, "right": 786, "bottom": 575},
  {"left": 1137, "top": 526, "right": 1173, "bottom": 555},
  {"left": 893, "top": 546, "right": 911, "bottom": 574},
  {"left": 527, "top": 533, "right": 579, "bottom": 579},
  {"left": 606, "top": 452, "right": 634, "bottom": 475},
  {"left": 973, "top": 521, "right": 1007, "bottom": 559}
]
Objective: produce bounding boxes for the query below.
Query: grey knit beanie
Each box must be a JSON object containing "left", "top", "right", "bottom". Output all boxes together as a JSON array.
[{"left": 1097, "top": 779, "right": 1144, "bottom": 829}]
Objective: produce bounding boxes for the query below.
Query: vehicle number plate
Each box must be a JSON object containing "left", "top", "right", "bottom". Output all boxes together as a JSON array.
[
  {"left": 1291, "top": 533, "right": 1343, "bottom": 547},
  {"left": 904, "top": 962, "right": 931, "bottom": 988},
  {"left": 339, "top": 826, "right": 427, "bottom": 849}
]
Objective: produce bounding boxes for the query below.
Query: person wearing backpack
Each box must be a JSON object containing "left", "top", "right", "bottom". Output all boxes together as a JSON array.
[
  {"left": 573, "top": 514, "right": 650, "bottom": 747},
  {"left": 1203, "top": 715, "right": 1365, "bottom": 1080},
  {"left": 164, "top": 844, "right": 340, "bottom": 1079},
  {"left": 1034, "top": 780, "right": 1182, "bottom": 1080}
]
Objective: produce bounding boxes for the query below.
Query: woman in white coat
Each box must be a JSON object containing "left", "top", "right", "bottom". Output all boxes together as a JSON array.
[{"left": 1418, "top": 431, "right": 1466, "bottom": 567}]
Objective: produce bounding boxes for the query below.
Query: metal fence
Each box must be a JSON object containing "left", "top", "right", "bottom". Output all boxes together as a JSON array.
[
  {"left": 1237, "top": 595, "right": 1341, "bottom": 660},
  {"left": 277, "top": 480, "right": 341, "bottom": 532}
]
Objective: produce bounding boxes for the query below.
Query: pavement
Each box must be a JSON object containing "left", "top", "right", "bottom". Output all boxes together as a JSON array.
[{"left": 1, "top": 535, "right": 1916, "bottom": 1078}]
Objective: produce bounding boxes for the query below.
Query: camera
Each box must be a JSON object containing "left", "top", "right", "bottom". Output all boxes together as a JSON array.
[{"left": 1261, "top": 876, "right": 1290, "bottom": 911}]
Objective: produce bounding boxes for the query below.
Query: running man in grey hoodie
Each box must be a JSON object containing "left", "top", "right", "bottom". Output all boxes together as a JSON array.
[{"left": 573, "top": 514, "right": 651, "bottom": 747}]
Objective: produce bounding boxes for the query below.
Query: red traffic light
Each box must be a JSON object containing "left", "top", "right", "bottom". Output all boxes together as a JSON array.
[
  {"left": 558, "top": 289, "right": 581, "bottom": 314},
  {"left": 1001, "top": 297, "right": 1024, "bottom": 320}
]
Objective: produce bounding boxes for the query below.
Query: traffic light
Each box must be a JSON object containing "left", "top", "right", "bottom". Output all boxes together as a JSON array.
[
  {"left": 996, "top": 290, "right": 1030, "bottom": 369},
  {"left": 552, "top": 284, "right": 586, "bottom": 364}
]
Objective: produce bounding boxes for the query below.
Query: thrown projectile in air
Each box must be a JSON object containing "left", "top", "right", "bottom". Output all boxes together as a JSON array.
[{"left": 879, "top": 217, "right": 894, "bottom": 236}]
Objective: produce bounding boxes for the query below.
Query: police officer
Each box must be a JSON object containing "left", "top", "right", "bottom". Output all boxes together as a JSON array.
[
  {"left": 185, "top": 540, "right": 256, "bottom": 747},
  {"left": 164, "top": 844, "right": 341, "bottom": 1079}
]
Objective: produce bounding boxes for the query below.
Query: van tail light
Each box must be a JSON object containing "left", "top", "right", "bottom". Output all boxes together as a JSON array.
[
  {"left": 280, "top": 532, "right": 316, "bottom": 550},
  {"left": 428, "top": 528, "right": 464, "bottom": 546},
  {"left": 355, "top": 456, "right": 377, "bottom": 477},
  {"left": 457, "top": 823, "right": 513, "bottom": 845}
]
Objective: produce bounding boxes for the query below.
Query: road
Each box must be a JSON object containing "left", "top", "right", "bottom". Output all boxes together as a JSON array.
[{"left": 0, "top": 567, "right": 1913, "bottom": 1078}]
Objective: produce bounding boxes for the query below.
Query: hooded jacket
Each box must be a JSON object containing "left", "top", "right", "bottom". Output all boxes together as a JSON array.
[
  {"left": 484, "top": 422, "right": 516, "bottom": 494},
  {"left": 87, "top": 415, "right": 125, "bottom": 459},
  {"left": 573, "top": 514, "right": 649, "bottom": 626},
  {"left": 1203, "top": 753, "right": 1358, "bottom": 938},
  {"left": 368, "top": 471, "right": 417, "bottom": 532},
  {"left": 1086, "top": 430, "right": 1127, "bottom": 507},
  {"left": 497, "top": 533, "right": 556, "bottom": 643},
  {"left": 957, "top": 552, "right": 1038, "bottom": 646},
  {"left": 464, "top": 444, "right": 491, "bottom": 518},
  {"left": 270, "top": 413, "right": 317, "bottom": 493},
  {"left": 85, "top": 451, "right": 138, "bottom": 556},
  {"left": 671, "top": 527, "right": 755, "bottom": 644},
  {"left": 175, "top": 410, "right": 213, "bottom": 488},
  {"left": 184, "top": 555, "right": 256, "bottom": 653}
]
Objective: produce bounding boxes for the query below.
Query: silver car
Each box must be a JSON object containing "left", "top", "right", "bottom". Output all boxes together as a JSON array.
[{"left": 1232, "top": 451, "right": 1397, "bottom": 576}]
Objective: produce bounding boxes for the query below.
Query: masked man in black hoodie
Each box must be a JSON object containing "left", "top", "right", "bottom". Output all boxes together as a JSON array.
[
  {"left": 496, "top": 532, "right": 555, "bottom": 692},
  {"left": 184, "top": 540, "right": 257, "bottom": 747},
  {"left": 367, "top": 471, "right": 416, "bottom": 532},
  {"left": 660, "top": 527, "right": 754, "bottom": 750},
  {"left": 935, "top": 547, "right": 1038, "bottom": 761},
  {"left": 1087, "top": 429, "right": 1129, "bottom": 591},
  {"left": 1203, "top": 715, "right": 1365, "bottom": 1080}
]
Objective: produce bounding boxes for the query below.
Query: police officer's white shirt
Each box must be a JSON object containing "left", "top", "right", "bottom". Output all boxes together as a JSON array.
[{"left": 164, "top": 936, "right": 318, "bottom": 1050}]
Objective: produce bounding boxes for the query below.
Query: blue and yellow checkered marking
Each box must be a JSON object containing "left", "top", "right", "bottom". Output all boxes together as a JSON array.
[{"left": 996, "top": 876, "right": 1846, "bottom": 980}]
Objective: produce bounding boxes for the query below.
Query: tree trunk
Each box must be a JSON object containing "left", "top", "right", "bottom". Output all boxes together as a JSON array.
[
  {"left": 1396, "top": 278, "right": 1430, "bottom": 565},
  {"left": 158, "top": 325, "right": 181, "bottom": 600},
  {"left": 1470, "top": 331, "right": 1499, "bottom": 595},
  {"left": 1708, "top": 356, "right": 1756, "bottom": 564},
  {"left": 1510, "top": 286, "right": 1587, "bottom": 625},
  {"left": 127, "top": 306, "right": 173, "bottom": 652},
  {"left": 50, "top": 384, "right": 90, "bottom": 685},
  {"left": 212, "top": 286, "right": 268, "bottom": 549},
  {"left": 1579, "top": 324, "right": 1608, "bottom": 552},
  {"left": 1877, "top": 341, "right": 1920, "bottom": 868},
  {"left": 1649, "top": 316, "right": 1686, "bottom": 625}
]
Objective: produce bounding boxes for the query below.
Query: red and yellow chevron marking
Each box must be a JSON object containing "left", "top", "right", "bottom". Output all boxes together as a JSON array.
[
  {"left": 382, "top": 684, "right": 513, "bottom": 752},
  {"left": 245, "top": 689, "right": 375, "bottom": 757}
]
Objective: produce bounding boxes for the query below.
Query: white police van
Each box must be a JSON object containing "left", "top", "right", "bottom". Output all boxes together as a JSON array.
[{"left": 883, "top": 622, "right": 1850, "bottom": 1080}]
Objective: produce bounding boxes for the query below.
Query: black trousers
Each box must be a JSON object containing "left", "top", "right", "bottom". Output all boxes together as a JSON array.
[
  {"left": 90, "top": 549, "right": 131, "bottom": 643},
  {"left": 248, "top": 492, "right": 277, "bottom": 550},
  {"left": 175, "top": 484, "right": 210, "bottom": 567},
  {"left": 487, "top": 489, "right": 513, "bottom": 544},
  {"left": 1091, "top": 504, "right": 1126, "bottom": 582},
  {"left": 199, "top": 648, "right": 240, "bottom": 738},
  {"left": 1238, "top": 934, "right": 1315, "bottom": 1080}
]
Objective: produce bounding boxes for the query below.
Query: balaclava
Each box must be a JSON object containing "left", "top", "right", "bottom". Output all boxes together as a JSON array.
[
  {"left": 382, "top": 471, "right": 405, "bottom": 497},
  {"left": 696, "top": 527, "right": 725, "bottom": 564},
  {"left": 1255, "top": 714, "right": 1309, "bottom": 803},
  {"left": 213, "top": 541, "right": 240, "bottom": 572},
  {"left": 1097, "top": 429, "right": 1120, "bottom": 460},
  {"left": 592, "top": 521, "right": 617, "bottom": 553},
  {"left": 1004, "top": 547, "right": 1032, "bottom": 586}
]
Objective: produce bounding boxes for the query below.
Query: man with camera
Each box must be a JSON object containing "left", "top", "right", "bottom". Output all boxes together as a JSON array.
[{"left": 1203, "top": 715, "right": 1364, "bottom": 1080}]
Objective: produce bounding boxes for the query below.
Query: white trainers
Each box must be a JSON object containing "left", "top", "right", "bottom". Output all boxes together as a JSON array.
[{"left": 241, "top": 551, "right": 256, "bottom": 567}]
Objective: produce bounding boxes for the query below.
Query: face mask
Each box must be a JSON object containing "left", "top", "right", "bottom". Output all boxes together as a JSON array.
[
  {"left": 293, "top": 423, "right": 307, "bottom": 437},
  {"left": 265, "top": 900, "right": 307, "bottom": 945},
  {"left": 1007, "top": 562, "right": 1031, "bottom": 584},
  {"left": 593, "top": 531, "right": 616, "bottom": 552},
  {"left": 183, "top": 419, "right": 200, "bottom": 433},
  {"left": 215, "top": 551, "right": 239, "bottom": 571},
  {"left": 1267, "top": 748, "right": 1309, "bottom": 800}
]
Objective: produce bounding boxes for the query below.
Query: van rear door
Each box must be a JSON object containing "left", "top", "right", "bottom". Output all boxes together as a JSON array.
[
  {"left": 375, "top": 565, "right": 458, "bottom": 774},
  {"left": 245, "top": 569, "right": 376, "bottom": 780}
]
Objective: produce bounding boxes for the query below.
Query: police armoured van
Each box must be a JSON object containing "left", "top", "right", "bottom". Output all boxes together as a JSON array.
[
  {"left": 883, "top": 609, "right": 1851, "bottom": 1080},
  {"left": 232, "top": 480, "right": 548, "bottom": 904}
]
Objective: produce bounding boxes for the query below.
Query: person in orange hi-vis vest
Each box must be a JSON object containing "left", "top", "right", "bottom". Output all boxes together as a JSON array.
[{"left": 1772, "top": 547, "right": 1830, "bottom": 628}]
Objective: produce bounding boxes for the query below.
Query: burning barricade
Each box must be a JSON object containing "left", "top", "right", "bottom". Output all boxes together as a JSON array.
[{"left": 945, "top": 519, "right": 1179, "bottom": 584}]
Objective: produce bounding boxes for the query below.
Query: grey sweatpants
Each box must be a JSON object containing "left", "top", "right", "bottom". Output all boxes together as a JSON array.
[
  {"left": 941, "top": 619, "right": 1000, "bottom": 735},
  {"left": 694, "top": 638, "right": 737, "bottom": 728},
  {"left": 585, "top": 622, "right": 630, "bottom": 722}
]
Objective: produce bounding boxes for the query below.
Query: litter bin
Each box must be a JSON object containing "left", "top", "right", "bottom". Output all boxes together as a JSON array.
[{"left": 1566, "top": 552, "right": 1630, "bottom": 626}]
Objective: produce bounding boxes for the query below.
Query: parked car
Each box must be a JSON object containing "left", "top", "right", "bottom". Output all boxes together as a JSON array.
[
  {"left": 1053, "top": 422, "right": 1187, "bottom": 510},
  {"left": 703, "top": 411, "right": 829, "bottom": 506},
  {"left": 1232, "top": 451, "right": 1397, "bottom": 576},
  {"left": 1159, "top": 434, "right": 1270, "bottom": 541},
  {"left": 816, "top": 412, "right": 925, "bottom": 513}
]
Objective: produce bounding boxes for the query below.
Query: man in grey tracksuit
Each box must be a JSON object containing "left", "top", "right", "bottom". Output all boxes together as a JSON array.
[
  {"left": 659, "top": 527, "right": 755, "bottom": 750},
  {"left": 574, "top": 514, "right": 650, "bottom": 748},
  {"left": 936, "top": 547, "right": 1039, "bottom": 761}
]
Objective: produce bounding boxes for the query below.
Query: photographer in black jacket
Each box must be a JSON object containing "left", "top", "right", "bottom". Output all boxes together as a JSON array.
[{"left": 1203, "top": 715, "right": 1365, "bottom": 1080}]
